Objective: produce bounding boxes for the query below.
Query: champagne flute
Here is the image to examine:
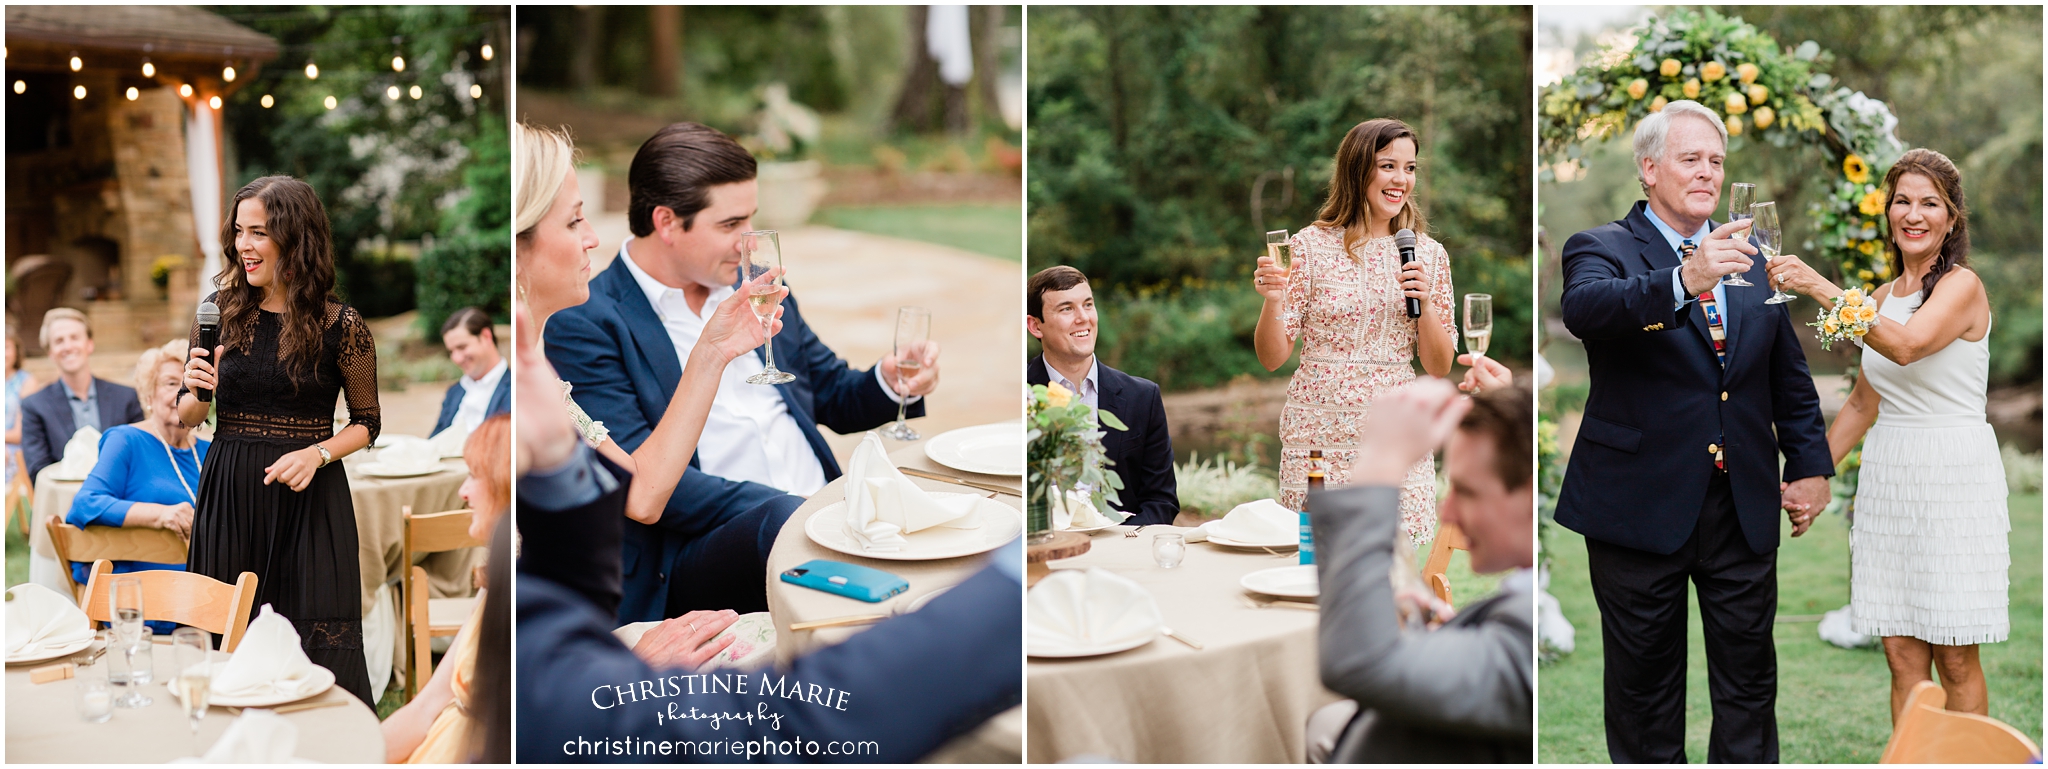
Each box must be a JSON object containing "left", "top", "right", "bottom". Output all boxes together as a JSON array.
[
  {"left": 1463, "top": 293, "right": 1493, "bottom": 361},
  {"left": 1266, "top": 230, "right": 1296, "bottom": 323},
  {"left": 1721, "top": 183, "right": 1756, "bottom": 286},
  {"left": 173, "top": 628, "right": 212, "bottom": 756},
  {"left": 110, "top": 577, "right": 152, "bottom": 708},
  {"left": 882, "top": 307, "right": 931, "bottom": 441},
  {"left": 739, "top": 230, "right": 796, "bottom": 385},
  {"left": 1754, "top": 202, "right": 1797, "bottom": 304}
]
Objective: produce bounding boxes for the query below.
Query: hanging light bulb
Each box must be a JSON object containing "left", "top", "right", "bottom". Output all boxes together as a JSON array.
[
  {"left": 69, "top": 53, "right": 82, "bottom": 72},
  {"left": 392, "top": 55, "right": 406, "bottom": 73},
  {"left": 409, "top": 85, "right": 422, "bottom": 100},
  {"left": 222, "top": 65, "right": 236, "bottom": 83},
  {"left": 73, "top": 85, "right": 86, "bottom": 100},
  {"left": 386, "top": 85, "right": 401, "bottom": 100},
  {"left": 12, "top": 81, "right": 25, "bottom": 95},
  {"left": 179, "top": 84, "right": 193, "bottom": 98},
  {"left": 142, "top": 59, "right": 155, "bottom": 78},
  {"left": 305, "top": 62, "right": 319, "bottom": 80},
  {"left": 468, "top": 84, "right": 482, "bottom": 99},
  {"left": 125, "top": 87, "right": 138, "bottom": 101},
  {"left": 481, "top": 43, "right": 495, "bottom": 61},
  {"left": 261, "top": 94, "right": 274, "bottom": 109},
  {"left": 208, "top": 95, "right": 221, "bottom": 109},
  {"left": 323, "top": 94, "right": 338, "bottom": 110}
]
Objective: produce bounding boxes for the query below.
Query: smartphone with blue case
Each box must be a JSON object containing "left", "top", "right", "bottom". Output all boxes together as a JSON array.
[{"left": 779, "top": 559, "right": 909, "bottom": 603}]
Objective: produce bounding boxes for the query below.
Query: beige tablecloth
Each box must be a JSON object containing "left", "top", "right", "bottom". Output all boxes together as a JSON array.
[
  {"left": 1026, "top": 525, "right": 1344, "bottom": 764},
  {"left": 5, "top": 645, "right": 384, "bottom": 763},
  {"left": 762, "top": 436, "right": 1023, "bottom": 762}
]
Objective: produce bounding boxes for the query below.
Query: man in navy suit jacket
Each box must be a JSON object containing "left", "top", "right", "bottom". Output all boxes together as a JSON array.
[
  {"left": 20, "top": 309, "right": 143, "bottom": 480},
  {"left": 545, "top": 123, "right": 936, "bottom": 624},
  {"left": 1556, "top": 101, "right": 1832, "bottom": 763},
  {"left": 1024, "top": 266, "right": 1178, "bottom": 526},
  {"left": 432, "top": 307, "right": 510, "bottom": 438}
]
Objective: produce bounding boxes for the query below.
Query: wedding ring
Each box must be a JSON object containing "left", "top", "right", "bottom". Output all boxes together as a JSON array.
[{"left": 687, "top": 621, "right": 697, "bottom": 633}]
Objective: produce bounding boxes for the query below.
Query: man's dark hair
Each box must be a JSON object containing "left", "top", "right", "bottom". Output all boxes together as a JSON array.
[
  {"left": 626, "top": 122, "right": 757, "bottom": 237},
  {"left": 1027, "top": 266, "right": 1090, "bottom": 320},
  {"left": 441, "top": 306, "right": 493, "bottom": 339},
  {"left": 1459, "top": 386, "right": 1532, "bottom": 490}
]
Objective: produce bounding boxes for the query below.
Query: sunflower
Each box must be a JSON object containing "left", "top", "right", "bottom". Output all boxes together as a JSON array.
[
  {"left": 1858, "top": 240, "right": 1879, "bottom": 256},
  {"left": 1859, "top": 189, "right": 1884, "bottom": 216},
  {"left": 1843, "top": 154, "right": 1871, "bottom": 184}
]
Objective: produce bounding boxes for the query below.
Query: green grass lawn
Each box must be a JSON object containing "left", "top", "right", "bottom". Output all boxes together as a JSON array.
[
  {"left": 813, "top": 203, "right": 1022, "bottom": 262},
  {"left": 1539, "top": 494, "right": 2043, "bottom": 763}
]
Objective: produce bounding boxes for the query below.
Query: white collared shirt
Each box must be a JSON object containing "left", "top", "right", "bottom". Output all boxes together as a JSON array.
[
  {"left": 1646, "top": 206, "right": 1727, "bottom": 312},
  {"left": 617, "top": 240, "right": 828, "bottom": 496},
  {"left": 452, "top": 359, "right": 508, "bottom": 437},
  {"left": 1044, "top": 356, "right": 1101, "bottom": 411}
]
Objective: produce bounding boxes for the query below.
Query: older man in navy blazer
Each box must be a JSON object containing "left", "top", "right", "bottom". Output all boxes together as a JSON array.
[
  {"left": 20, "top": 308, "right": 143, "bottom": 481},
  {"left": 545, "top": 123, "right": 938, "bottom": 624},
  {"left": 1557, "top": 100, "right": 1832, "bottom": 763},
  {"left": 1024, "top": 266, "right": 1178, "bottom": 526}
]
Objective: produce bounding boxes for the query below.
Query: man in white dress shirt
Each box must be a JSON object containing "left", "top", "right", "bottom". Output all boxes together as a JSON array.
[{"left": 432, "top": 307, "right": 509, "bottom": 439}]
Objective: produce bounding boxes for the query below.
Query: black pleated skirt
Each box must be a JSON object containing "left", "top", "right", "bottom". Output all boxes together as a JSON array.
[{"left": 187, "top": 437, "right": 373, "bottom": 707}]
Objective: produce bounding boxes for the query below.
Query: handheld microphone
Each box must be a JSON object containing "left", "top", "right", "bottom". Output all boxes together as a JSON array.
[
  {"left": 1395, "top": 228, "right": 1420, "bottom": 318},
  {"left": 194, "top": 302, "right": 219, "bottom": 402}
]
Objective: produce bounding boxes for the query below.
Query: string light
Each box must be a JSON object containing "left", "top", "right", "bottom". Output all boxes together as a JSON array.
[
  {"left": 386, "top": 85, "right": 401, "bottom": 100},
  {"left": 12, "top": 81, "right": 24, "bottom": 95},
  {"left": 391, "top": 54, "right": 405, "bottom": 72},
  {"left": 73, "top": 85, "right": 86, "bottom": 100},
  {"left": 261, "top": 94, "right": 275, "bottom": 108},
  {"left": 179, "top": 84, "right": 193, "bottom": 98},
  {"left": 468, "top": 84, "right": 482, "bottom": 99},
  {"left": 209, "top": 95, "right": 222, "bottom": 109},
  {"left": 142, "top": 59, "right": 155, "bottom": 78},
  {"left": 125, "top": 87, "right": 138, "bottom": 101},
  {"left": 305, "top": 62, "right": 319, "bottom": 80},
  {"left": 324, "top": 95, "right": 338, "bottom": 110},
  {"left": 69, "top": 54, "right": 82, "bottom": 72},
  {"left": 409, "top": 85, "right": 422, "bottom": 100},
  {"left": 223, "top": 65, "right": 237, "bottom": 83},
  {"left": 481, "top": 43, "right": 494, "bottom": 61}
]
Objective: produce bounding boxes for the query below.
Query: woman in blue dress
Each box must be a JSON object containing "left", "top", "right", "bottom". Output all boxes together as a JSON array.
[{"left": 65, "top": 340, "right": 205, "bottom": 587}]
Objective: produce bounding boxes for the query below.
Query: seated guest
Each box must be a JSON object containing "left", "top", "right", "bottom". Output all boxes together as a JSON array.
[
  {"left": 64, "top": 341, "right": 203, "bottom": 587},
  {"left": 432, "top": 307, "right": 510, "bottom": 439},
  {"left": 1306, "top": 375, "right": 1533, "bottom": 763},
  {"left": 1025, "top": 266, "right": 1178, "bottom": 525},
  {"left": 20, "top": 308, "right": 144, "bottom": 481},
  {"left": 6, "top": 330, "right": 35, "bottom": 485},
  {"left": 383, "top": 414, "right": 510, "bottom": 763}
]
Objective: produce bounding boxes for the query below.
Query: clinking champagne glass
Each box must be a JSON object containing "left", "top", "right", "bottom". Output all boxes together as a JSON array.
[
  {"left": 110, "top": 576, "right": 152, "bottom": 708},
  {"left": 1721, "top": 183, "right": 1756, "bottom": 286},
  {"left": 1463, "top": 293, "right": 1493, "bottom": 361},
  {"left": 1266, "top": 229, "right": 1296, "bottom": 323},
  {"left": 740, "top": 230, "right": 796, "bottom": 385},
  {"left": 173, "top": 627, "right": 212, "bottom": 756},
  {"left": 882, "top": 307, "right": 931, "bottom": 441},
  {"left": 1754, "top": 202, "right": 1797, "bottom": 304}
]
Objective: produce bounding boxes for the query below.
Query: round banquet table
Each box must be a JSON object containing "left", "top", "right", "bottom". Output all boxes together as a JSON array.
[
  {"left": 762, "top": 435, "right": 1023, "bottom": 762},
  {"left": 1026, "top": 524, "right": 1344, "bottom": 764},
  {"left": 5, "top": 644, "right": 384, "bottom": 763}
]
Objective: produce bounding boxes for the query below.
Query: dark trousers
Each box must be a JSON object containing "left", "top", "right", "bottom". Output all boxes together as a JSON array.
[
  {"left": 664, "top": 493, "right": 802, "bottom": 616},
  {"left": 1586, "top": 474, "right": 1778, "bottom": 763}
]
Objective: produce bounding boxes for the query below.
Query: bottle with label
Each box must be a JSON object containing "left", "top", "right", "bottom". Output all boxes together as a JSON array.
[{"left": 1302, "top": 450, "right": 1324, "bottom": 565}]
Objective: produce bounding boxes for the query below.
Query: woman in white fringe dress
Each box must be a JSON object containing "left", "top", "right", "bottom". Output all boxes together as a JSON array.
[{"left": 1770, "top": 148, "right": 2007, "bottom": 723}]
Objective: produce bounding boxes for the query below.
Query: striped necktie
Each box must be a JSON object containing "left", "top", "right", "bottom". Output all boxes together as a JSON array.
[{"left": 1681, "top": 238, "right": 1728, "bottom": 368}]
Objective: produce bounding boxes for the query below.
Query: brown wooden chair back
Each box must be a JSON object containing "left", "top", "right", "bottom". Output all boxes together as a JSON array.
[
  {"left": 79, "top": 559, "right": 258, "bottom": 653},
  {"left": 1880, "top": 680, "right": 2041, "bottom": 763},
  {"left": 401, "top": 506, "right": 483, "bottom": 699},
  {"left": 46, "top": 519, "right": 189, "bottom": 603},
  {"left": 1419, "top": 523, "right": 1470, "bottom": 606}
]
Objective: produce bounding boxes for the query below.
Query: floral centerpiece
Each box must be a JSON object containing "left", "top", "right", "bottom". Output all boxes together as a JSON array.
[{"left": 1027, "top": 382, "right": 1126, "bottom": 541}]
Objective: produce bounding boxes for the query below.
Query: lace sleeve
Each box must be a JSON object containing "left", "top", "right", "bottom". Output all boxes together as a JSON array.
[
  {"left": 335, "top": 305, "right": 382, "bottom": 443},
  {"left": 1431, "top": 240, "right": 1456, "bottom": 343},
  {"left": 559, "top": 380, "right": 610, "bottom": 448}
]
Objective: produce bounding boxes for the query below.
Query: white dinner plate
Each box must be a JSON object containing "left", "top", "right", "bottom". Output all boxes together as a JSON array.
[
  {"left": 804, "top": 494, "right": 1022, "bottom": 561},
  {"left": 172, "top": 666, "right": 337, "bottom": 708},
  {"left": 47, "top": 471, "right": 89, "bottom": 483},
  {"left": 1207, "top": 535, "right": 1298, "bottom": 550},
  {"left": 1240, "top": 565, "right": 1319, "bottom": 599},
  {"left": 359, "top": 462, "right": 446, "bottom": 478},
  {"left": 371, "top": 434, "right": 416, "bottom": 449},
  {"left": 5, "top": 636, "right": 94, "bottom": 665},
  {"left": 924, "top": 423, "right": 1024, "bottom": 476},
  {"left": 1027, "top": 632, "right": 1156, "bottom": 658},
  {"left": 1060, "top": 522, "right": 1119, "bottom": 534}
]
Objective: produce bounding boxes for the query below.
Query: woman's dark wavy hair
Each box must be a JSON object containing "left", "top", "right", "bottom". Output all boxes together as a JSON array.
[
  {"left": 214, "top": 176, "right": 339, "bottom": 386},
  {"left": 1882, "top": 148, "right": 1970, "bottom": 301}
]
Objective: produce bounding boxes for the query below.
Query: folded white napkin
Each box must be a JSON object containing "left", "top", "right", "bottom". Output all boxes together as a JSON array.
[
  {"left": 1200, "top": 498, "right": 1298, "bottom": 545},
  {"left": 5, "top": 583, "right": 92, "bottom": 657},
  {"left": 55, "top": 426, "right": 102, "bottom": 479},
  {"left": 429, "top": 423, "right": 469, "bottom": 458},
  {"left": 211, "top": 605, "right": 324, "bottom": 699},
  {"left": 1051, "top": 488, "right": 1128, "bottom": 529},
  {"left": 1027, "top": 568, "right": 1162, "bottom": 655},
  {"left": 171, "top": 709, "right": 300, "bottom": 764},
  {"left": 377, "top": 436, "right": 441, "bottom": 471},
  {"left": 843, "top": 433, "right": 982, "bottom": 552}
]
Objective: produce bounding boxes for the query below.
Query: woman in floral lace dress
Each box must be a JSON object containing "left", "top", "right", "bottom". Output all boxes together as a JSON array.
[{"left": 1252, "top": 119, "right": 1457, "bottom": 546}]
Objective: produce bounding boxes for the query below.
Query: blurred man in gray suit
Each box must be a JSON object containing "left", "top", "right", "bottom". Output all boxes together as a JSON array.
[{"left": 1306, "top": 367, "right": 1533, "bottom": 763}]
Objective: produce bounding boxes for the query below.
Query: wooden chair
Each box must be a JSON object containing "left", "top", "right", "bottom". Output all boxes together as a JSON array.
[
  {"left": 7, "top": 448, "right": 31, "bottom": 537},
  {"left": 1880, "top": 680, "right": 2041, "bottom": 763},
  {"left": 1419, "top": 523, "right": 1470, "bottom": 606},
  {"left": 79, "top": 559, "right": 257, "bottom": 652},
  {"left": 402, "top": 506, "right": 484, "bottom": 699},
  {"left": 46, "top": 518, "right": 189, "bottom": 604}
]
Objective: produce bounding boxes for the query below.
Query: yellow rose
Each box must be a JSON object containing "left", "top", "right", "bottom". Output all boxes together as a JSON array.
[
  {"left": 1748, "top": 84, "right": 1769, "bottom": 106},
  {"left": 1823, "top": 320, "right": 1840, "bottom": 335},
  {"left": 1725, "top": 115, "right": 1742, "bottom": 136},
  {"left": 1858, "top": 269, "right": 1875, "bottom": 281},
  {"left": 1843, "top": 154, "right": 1872, "bottom": 184},
  {"left": 1875, "top": 262, "right": 1892, "bottom": 278},
  {"left": 1858, "top": 304, "right": 1878, "bottom": 322},
  {"left": 1661, "top": 58, "right": 1682, "bottom": 78},
  {"left": 1724, "top": 92, "right": 1748, "bottom": 115},
  {"left": 1682, "top": 78, "right": 1701, "bottom": 99},
  {"left": 1627, "top": 78, "right": 1648, "bottom": 100},
  {"left": 1851, "top": 324, "right": 1870, "bottom": 337},
  {"left": 1045, "top": 382, "right": 1072, "bottom": 408},
  {"left": 1736, "top": 62, "right": 1760, "bottom": 84},
  {"left": 1858, "top": 239, "right": 1879, "bottom": 255},
  {"left": 1752, "top": 106, "right": 1775, "bottom": 129},
  {"left": 1842, "top": 288, "right": 1865, "bottom": 306},
  {"left": 1650, "top": 96, "right": 1668, "bottom": 113},
  {"left": 1701, "top": 61, "right": 1727, "bottom": 82}
]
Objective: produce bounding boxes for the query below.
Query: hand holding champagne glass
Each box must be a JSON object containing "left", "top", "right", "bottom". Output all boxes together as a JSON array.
[
  {"left": 740, "top": 230, "right": 796, "bottom": 385},
  {"left": 882, "top": 307, "right": 931, "bottom": 441},
  {"left": 1254, "top": 229, "right": 1291, "bottom": 304},
  {"left": 1463, "top": 293, "right": 1493, "bottom": 359},
  {"left": 1753, "top": 202, "right": 1797, "bottom": 304},
  {"left": 1721, "top": 183, "right": 1756, "bottom": 286}
]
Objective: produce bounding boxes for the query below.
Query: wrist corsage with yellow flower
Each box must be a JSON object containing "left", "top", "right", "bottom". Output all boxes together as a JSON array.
[{"left": 1809, "top": 287, "right": 1878, "bottom": 350}]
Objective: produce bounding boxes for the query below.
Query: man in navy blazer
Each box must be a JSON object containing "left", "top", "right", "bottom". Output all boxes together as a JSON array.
[
  {"left": 545, "top": 123, "right": 937, "bottom": 624},
  {"left": 1556, "top": 100, "right": 1832, "bottom": 763},
  {"left": 431, "top": 307, "right": 510, "bottom": 438},
  {"left": 20, "top": 308, "right": 143, "bottom": 480},
  {"left": 1024, "top": 266, "right": 1178, "bottom": 526}
]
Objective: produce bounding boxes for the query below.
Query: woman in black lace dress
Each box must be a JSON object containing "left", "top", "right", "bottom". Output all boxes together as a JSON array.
[{"left": 178, "top": 176, "right": 378, "bottom": 705}]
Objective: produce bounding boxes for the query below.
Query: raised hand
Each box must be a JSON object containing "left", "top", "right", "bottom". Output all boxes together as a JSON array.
[
  {"left": 1398, "top": 258, "right": 1434, "bottom": 301},
  {"left": 1457, "top": 353, "right": 1511, "bottom": 395},
  {"left": 1765, "top": 254, "right": 1843, "bottom": 302},
  {"left": 1680, "top": 218, "right": 1758, "bottom": 295},
  {"left": 1353, "top": 378, "right": 1470, "bottom": 486},
  {"left": 1253, "top": 255, "right": 1289, "bottom": 303},
  {"left": 701, "top": 269, "right": 787, "bottom": 364},
  {"left": 513, "top": 302, "right": 577, "bottom": 476},
  {"left": 879, "top": 339, "right": 942, "bottom": 397},
  {"left": 183, "top": 345, "right": 225, "bottom": 394}
]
